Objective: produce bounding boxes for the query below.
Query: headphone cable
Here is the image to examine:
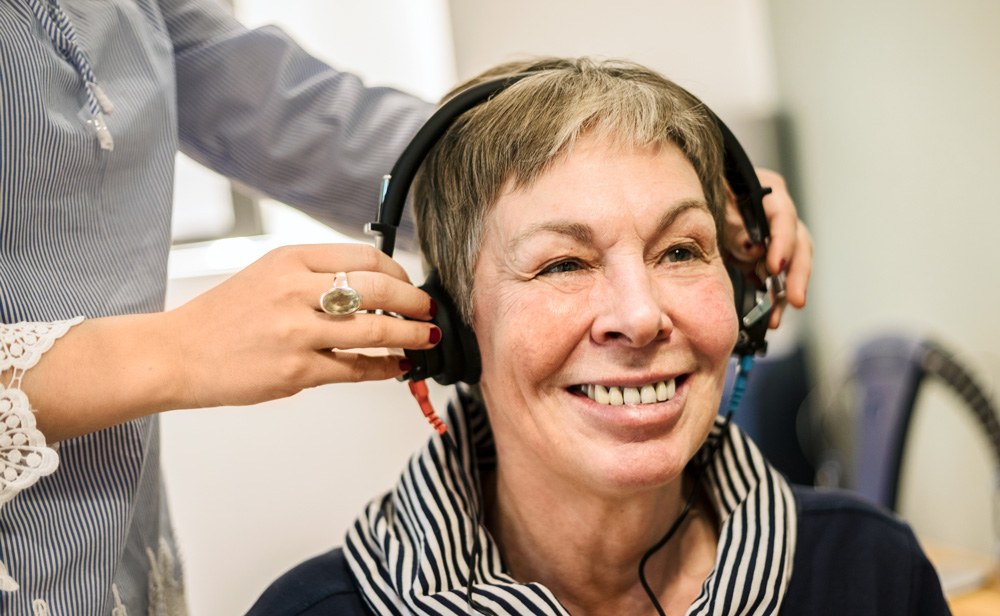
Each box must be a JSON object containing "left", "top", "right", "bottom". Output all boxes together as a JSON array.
[
  {"left": 638, "top": 354, "right": 755, "bottom": 615},
  {"left": 407, "top": 380, "right": 496, "bottom": 615}
]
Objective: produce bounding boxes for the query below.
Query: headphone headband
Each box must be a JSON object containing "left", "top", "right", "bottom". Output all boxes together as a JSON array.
[{"left": 366, "top": 74, "right": 533, "bottom": 257}]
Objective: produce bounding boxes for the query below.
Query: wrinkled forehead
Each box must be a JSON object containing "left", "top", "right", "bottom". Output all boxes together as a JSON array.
[
  {"left": 485, "top": 137, "right": 711, "bottom": 245},
  {"left": 487, "top": 130, "right": 715, "bottom": 225}
]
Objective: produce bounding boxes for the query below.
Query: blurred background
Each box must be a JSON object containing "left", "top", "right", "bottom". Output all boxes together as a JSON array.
[{"left": 162, "top": 1, "right": 1000, "bottom": 613}]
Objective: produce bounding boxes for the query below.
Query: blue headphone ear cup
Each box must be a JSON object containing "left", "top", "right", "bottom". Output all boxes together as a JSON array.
[{"left": 403, "top": 270, "right": 482, "bottom": 385}]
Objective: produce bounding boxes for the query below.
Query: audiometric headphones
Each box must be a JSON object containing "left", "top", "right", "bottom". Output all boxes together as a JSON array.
[{"left": 366, "top": 73, "right": 782, "bottom": 386}]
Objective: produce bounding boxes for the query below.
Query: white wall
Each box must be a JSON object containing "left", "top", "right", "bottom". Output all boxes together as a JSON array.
[
  {"left": 448, "top": 0, "right": 778, "bottom": 113},
  {"left": 766, "top": 1, "right": 1000, "bottom": 551}
]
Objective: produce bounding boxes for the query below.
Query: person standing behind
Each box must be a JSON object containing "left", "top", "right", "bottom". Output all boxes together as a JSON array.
[{"left": 1, "top": 0, "right": 436, "bottom": 614}]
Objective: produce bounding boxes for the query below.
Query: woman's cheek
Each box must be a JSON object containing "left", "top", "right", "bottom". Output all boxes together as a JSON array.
[
  {"left": 476, "top": 285, "right": 584, "bottom": 382},
  {"left": 679, "top": 278, "right": 740, "bottom": 352}
]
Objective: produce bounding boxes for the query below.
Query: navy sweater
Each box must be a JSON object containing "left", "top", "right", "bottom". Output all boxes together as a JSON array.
[{"left": 247, "top": 487, "right": 951, "bottom": 615}]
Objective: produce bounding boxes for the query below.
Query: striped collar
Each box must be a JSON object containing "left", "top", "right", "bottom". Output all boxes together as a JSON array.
[{"left": 346, "top": 390, "right": 797, "bottom": 615}]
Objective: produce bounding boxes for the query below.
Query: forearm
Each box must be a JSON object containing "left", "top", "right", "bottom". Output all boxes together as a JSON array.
[
  {"left": 164, "top": 0, "right": 431, "bottom": 247},
  {"left": 13, "top": 314, "right": 188, "bottom": 443}
]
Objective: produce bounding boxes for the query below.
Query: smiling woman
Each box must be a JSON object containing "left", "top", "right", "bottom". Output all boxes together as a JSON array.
[
  {"left": 249, "top": 58, "right": 949, "bottom": 616},
  {"left": 473, "top": 138, "right": 737, "bottom": 501}
]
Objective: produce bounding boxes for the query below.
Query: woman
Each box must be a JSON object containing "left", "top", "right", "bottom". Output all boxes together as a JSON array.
[
  {"left": 251, "top": 58, "right": 946, "bottom": 615},
  {"left": 0, "top": 0, "right": 437, "bottom": 612}
]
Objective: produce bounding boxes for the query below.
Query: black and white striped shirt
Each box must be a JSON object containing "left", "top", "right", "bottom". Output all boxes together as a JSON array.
[{"left": 346, "top": 391, "right": 798, "bottom": 616}]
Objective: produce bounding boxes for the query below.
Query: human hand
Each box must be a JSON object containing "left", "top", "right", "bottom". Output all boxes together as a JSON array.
[
  {"left": 165, "top": 243, "right": 436, "bottom": 409},
  {"left": 722, "top": 168, "right": 812, "bottom": 329}
]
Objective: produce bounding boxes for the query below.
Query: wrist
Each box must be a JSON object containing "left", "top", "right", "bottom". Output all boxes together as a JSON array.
[{"left": 23, "top": 313, "right": 189, "bottom": 441}]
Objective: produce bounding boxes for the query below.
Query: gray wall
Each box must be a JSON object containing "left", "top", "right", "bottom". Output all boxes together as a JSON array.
[{"left": 767, "top": 0, "right": 1000, "bottom": 550}]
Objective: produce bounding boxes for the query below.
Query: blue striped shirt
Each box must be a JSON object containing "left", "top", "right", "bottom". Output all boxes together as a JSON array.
[{"left": 0, "top": 0, "right": 430, "bottom": 613}]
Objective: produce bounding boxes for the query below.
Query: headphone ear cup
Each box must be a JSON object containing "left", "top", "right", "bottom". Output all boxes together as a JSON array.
[
  {"left": 728, "top": 263, "right": 752, "bottom": 318},
  {"left": 403, "top": 270, "right": 482, "bottom": 385},
  {"left": 728, "top": 263, "right": 766, "bottom": 356}
]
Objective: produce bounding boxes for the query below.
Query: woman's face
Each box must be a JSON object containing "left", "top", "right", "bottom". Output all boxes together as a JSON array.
[{"left": 472, "top": 136, "right": 738, "bottom": 496}]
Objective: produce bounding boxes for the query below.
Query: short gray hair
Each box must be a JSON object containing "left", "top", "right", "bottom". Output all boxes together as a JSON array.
[{"left": 413, "top": 57, "right": 727, "bottom": 325}]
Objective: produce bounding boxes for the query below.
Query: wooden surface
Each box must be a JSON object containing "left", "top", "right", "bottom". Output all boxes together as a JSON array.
[
  {"left": 924, "top": 544, "right": 1000, "bottom": 616},
  {"left": 948, "top": 579, "right": 1000, "bottom": 616}
]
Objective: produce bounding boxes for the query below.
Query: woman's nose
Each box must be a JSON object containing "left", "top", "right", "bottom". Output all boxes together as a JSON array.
[{"left": 590, "top": 266, "right": 671, "bottom": 347}]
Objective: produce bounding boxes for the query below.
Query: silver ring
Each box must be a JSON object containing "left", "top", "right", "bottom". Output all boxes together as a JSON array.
[{"left": 320, "top": 272, "right": 362, "bottom": 316}]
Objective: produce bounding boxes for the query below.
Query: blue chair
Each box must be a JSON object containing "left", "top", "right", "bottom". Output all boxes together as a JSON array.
[{"left": 818, "top": 335, "right": 1000, "bottom": 511}]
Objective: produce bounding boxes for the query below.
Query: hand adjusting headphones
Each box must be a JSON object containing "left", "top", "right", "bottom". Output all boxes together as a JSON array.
[{"left": 366, "top": 74, "right": 780, "bottom": 386}]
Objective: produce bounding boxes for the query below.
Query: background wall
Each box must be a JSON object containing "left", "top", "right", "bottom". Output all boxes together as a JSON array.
[
  {"left": 767, "top": 0, "right": 999, "bottom": 552},
  {"left": 447, "top": 0, "right": 777, "bottom": 112},
  {"left": 162, "top": 1, "right": 1000, "bottom": 613}
]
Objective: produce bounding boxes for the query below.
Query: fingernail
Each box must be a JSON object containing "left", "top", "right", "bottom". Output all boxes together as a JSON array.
[
  {"left": 429, "top": 298, "right": 438, "bottom": 318},
  {"left": 399, "top": 358, "right": 412, "bottom": 372},
  {"left": 779, "top": 259, "right": 787, "bottom": 273},
  {"left": 429, "top": 327, "right": 441, "bottom": 344}
]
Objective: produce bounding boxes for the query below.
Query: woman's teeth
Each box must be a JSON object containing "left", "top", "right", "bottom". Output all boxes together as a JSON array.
[{"left": 581, "top": 379, "right": 676, "bottom": 406}]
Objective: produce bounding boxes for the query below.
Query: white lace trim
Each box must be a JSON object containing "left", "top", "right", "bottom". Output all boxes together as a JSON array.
[
  {"left": 1, "top": 317, "right": 83, "bottom": 594},
  {"left": 111, "top": 583, "right": 128, "bottom": 616},
  {"left": 0, "top": 561, "right": 18, "bottom": 592},
  {"left": 147, "top": 538, "right": 188, "bottom": 616},
  {"left": 0, "top": 317, "right": 81, "bottom": 507}
]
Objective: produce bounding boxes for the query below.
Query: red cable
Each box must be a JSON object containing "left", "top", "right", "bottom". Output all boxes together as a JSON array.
[{"left": 408, "top": 379, "right": 447, "bottom": 435}]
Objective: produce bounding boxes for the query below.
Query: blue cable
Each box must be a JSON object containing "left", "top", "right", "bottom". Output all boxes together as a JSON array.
[{"left": 725, "top": 354, "right": 756, "bottom": 420}]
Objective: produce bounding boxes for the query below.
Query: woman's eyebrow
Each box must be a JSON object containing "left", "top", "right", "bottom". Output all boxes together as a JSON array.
[
  {"left": 510, "top": 199, "right": 711, "bottom": 251},
  {"left": 510, "top": 221, "right": 593, "bottom": 251},
  {"left": 655, "top": 199, "right": 712, "bottom": 234}
]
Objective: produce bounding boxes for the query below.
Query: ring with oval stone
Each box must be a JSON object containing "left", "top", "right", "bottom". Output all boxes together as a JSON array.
[{"left": 319, "top": 272, "right": 363, "bottom": 316}]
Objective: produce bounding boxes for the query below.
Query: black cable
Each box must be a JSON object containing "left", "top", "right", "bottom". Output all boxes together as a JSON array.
[
  {"left": 638, "top": 473, "right": 704, "bottom": 616},
  {"left": 441, "top": 429, "right": 497, "bottom": 616},
  {"left": 638, "top": 355, "right": 754, "bottom": 614}
]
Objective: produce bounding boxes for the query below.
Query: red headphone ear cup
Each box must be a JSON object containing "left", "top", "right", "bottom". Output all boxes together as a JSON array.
[{"left": 403, "top": 270, "right": 482, "bottom": 385}]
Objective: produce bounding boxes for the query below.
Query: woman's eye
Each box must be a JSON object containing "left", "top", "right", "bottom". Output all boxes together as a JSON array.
[
  {"left": 542, "top": 260, "right": 583, "bottom": 275},
  {"left": 663, "top": 247, "right": 695, "bottom": 263}
]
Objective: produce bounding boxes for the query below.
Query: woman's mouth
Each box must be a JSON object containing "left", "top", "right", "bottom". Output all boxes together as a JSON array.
[{"left": 571, "top": 377, "right": 682, "bottom": 406}]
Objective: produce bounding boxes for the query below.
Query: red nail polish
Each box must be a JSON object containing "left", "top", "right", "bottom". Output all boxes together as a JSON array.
[
  {"left": 399, "top": 358, "right": 412, "bottom": 372},
  {"left": 779, "top": 259, "right": 787, "bottom": 273},
  {"left": 429, "top": 299, "right": 438, "bottom": 318},
  {"left": 429, "top": 327, "right": 441, "bottom": 344}
]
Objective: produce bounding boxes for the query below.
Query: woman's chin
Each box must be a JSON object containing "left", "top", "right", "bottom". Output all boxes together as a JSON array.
[{"left": 571, "top": 441, "right": 692, "bottom": 495}]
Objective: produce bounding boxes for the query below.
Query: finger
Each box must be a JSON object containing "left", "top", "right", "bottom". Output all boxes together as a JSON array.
[
  {"left": 768, "top": 302, "right": 786, "bottom": 330},
  {"left": 312, "top": 350, "right": 411, "bottom": 384},
  {"left": 724, "top": 211, "right": 764, "bottom": 262},
  {"left": 753, "top": 169, "right": 798, "bottom": 276},
  {"left": 722, "top": 183, "right": 759, "bottom": 261},
  {"left": 315, "top": 271, "right": 435, "bottom": 320},
  {"left": 783, "top": 223, "right": 813, "bottom": 308},
  {"left": 313, "top": 312, "right": 441, "bottom": 352},
  {"left": 765, "top": 216, "right": 796, "bottom": 277},
  {"left": 294, "top": 243, "right": 412, "bottom": 283}
]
